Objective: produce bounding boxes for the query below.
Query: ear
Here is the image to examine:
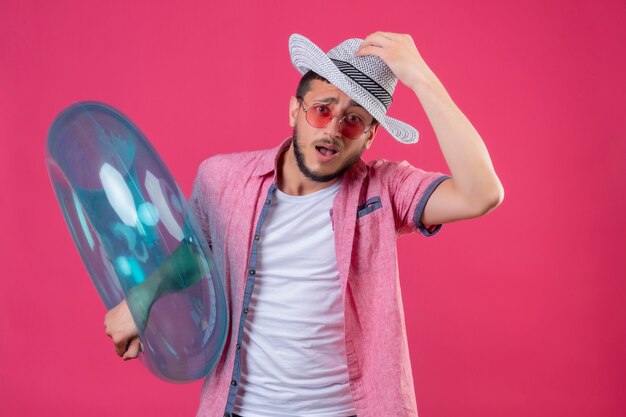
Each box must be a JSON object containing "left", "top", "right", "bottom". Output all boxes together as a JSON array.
[
  {"left": 364, "top": 123, "right": 379, "bottom": 149},
  {"left": 289, "top": 96, "right": 300, "bottom": 128}
]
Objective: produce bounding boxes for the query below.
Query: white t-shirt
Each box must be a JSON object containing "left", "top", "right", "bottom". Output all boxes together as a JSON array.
[{"left": 233, "top": 180, "right": 356, "bottom": 417}]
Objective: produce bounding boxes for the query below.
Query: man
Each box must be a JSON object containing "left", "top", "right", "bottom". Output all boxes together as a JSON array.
[{"left": 105, "top": 32, "right": 504, "bottom": 417}]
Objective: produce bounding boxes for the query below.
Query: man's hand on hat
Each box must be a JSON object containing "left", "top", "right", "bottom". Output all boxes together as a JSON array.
[{"left": 356, "top": 32, "right": 434, "bottom": 92}]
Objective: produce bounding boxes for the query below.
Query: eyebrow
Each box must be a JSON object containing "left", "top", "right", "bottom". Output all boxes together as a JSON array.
[{"left": 312, "top": 97, "right": 364, "bottom": 108}]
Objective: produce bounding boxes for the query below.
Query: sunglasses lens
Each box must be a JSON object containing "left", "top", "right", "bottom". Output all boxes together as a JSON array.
[
  {"left": 304, "top": 103, "right": 366, "bottom": 140},
  {"left": 339, "top": 115, "right": 365, "bottom": 140},
  {"left": 307, "top": 104, "right": 333, "bottom": 128}
]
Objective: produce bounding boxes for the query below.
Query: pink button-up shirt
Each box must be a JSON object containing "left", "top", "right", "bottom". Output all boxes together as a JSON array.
[{"left": 189, "top": 138, "right": 450, "bottom": 417}]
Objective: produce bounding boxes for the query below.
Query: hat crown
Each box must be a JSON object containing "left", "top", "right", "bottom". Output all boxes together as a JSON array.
[{"left": 326, "top": 38, "right": 398, "bottom": 97}]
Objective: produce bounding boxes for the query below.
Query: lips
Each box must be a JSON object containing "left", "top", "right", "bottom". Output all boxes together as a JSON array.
[
  {"left": 317, "top": 146, "right": 337, "bottom": 156},
  {"left": 315, "top": 145, "right": 338, "bottom": 162}
]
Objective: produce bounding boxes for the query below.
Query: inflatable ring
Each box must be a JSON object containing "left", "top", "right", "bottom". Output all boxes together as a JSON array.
[{"left": 46, "top": 102, "right": 227, "bottom": 382}]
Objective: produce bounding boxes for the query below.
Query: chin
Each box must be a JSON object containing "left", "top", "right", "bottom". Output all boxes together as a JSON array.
[{"left": 292, "top": 129, "right": 361, "bottom": 183}]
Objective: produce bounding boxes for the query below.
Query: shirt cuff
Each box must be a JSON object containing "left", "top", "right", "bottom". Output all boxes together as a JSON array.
[{"left": 414, "top": 175, "right": 452, "bottom": 237}]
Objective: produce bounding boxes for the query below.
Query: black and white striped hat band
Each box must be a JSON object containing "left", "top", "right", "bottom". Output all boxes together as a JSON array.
[{"left": 330, "top": 59, "right": 393, "bottom": 109}]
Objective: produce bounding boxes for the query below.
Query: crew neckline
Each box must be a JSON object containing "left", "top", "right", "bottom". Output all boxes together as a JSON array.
[{"left": 274, "top": 180, "right": 342, "bottom": 203}]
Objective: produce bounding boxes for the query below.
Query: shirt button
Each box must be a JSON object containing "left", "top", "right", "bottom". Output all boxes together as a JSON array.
[
  {"left": 249, "top": 269, "right": 255, "bottom": 275},
  {"left": 254, "top": 235, "right": 260, "bottom": 241},
  {"left": 265, "top": 198, "right": 270, "bottom": 205},
  {"left": 244, "top": 308, "right": 249, "bottom": 314},
  {"left": 231, "top": 379, "right": 237, "bottom": 386},
  {"left": 236, "top": 343, "right": 241, "bottom": 350}
]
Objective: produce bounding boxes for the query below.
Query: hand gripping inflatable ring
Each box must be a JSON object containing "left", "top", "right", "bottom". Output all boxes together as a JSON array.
[{"left": 46, "top": 102, "right": 228, "bottom": 382}]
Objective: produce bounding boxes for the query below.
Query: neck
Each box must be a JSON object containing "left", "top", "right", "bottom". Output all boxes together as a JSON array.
[{"left": 277, "top": 143, "right": 339, "bottom": 196}]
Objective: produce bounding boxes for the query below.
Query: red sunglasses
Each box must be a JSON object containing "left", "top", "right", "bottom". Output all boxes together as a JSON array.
[{"left": 298, "top": 98, "right": 374, "bottom": 140}]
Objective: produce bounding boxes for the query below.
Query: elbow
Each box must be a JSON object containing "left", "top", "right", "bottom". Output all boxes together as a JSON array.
[{"left": 478, "top": 181, "right": 505, "bottom": 215}]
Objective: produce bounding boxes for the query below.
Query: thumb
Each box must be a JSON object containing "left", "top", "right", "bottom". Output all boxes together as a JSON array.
[{"left": 123, "top": 337, "right": 142, "bottom": 361}]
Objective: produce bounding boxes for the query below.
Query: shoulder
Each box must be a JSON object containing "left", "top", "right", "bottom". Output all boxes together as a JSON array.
[
  {"left": 362, "top": 158, "right": 420, "bottom": 181},
  {"left": 195, "top": 146, "right": 274, "bottom": 183},
  {"left": 364, "top": 158, "right": 412, "bottom": 171},
  {"left": 199, "top": 148, "right": 271, "bottom": 172},
  {"left": 359, "top": 158, "right": 447, "bottom": 196}
]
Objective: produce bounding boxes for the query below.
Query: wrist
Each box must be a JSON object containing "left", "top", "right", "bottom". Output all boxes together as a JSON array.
[{"left": 411, "top": 70, "right": 450, "bottom": 102}]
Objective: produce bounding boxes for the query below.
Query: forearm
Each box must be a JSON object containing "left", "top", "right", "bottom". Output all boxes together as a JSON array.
[{"left": 411, "top": 71, "right": 504, "bottom": 208}]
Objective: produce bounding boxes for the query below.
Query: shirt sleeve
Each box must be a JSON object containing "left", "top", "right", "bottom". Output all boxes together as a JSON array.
[
  {"left": 189, "top": 161, "right": 212, "bottom": 248},
  {"left": 386, "top": 160, "right": 452, "bottom": 237}
]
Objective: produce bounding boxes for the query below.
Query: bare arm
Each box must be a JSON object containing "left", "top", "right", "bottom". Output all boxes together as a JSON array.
[{"left": 357, "top": 32, "right": 504, "bottom": 224}]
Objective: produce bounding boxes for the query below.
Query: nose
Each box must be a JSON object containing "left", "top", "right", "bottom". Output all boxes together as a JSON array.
[{"left": 323, "top": 114, "right": 343, "bottom": 139}]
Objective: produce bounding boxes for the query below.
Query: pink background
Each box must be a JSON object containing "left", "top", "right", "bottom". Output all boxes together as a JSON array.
[{"left": 1, "top": 0, "right": 625, "bottom": 416}]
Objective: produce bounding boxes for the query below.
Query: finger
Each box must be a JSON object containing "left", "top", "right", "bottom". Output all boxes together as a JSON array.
[
  {"left": 355, "top": 44, "right": 387, "bottom": 58},
  {"left": 114, "top": 336, "right": 130, "bottom": 357},
  {"left": 360, "top": 33, "right": 392, "bottom": 49},
  {"left": 115, "top": 342, "right": 127, "bottom": 357},
  {"left": 369, "top": 31, "right": 397, "bottom": 41},
  {"left": 123, "top": 337, "right": 141, "bottom": 360},
  {"left": 378, "top": 31, "right": 412, "bottom": 42}
]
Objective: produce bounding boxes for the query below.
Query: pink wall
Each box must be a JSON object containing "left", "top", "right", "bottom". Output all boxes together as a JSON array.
[{"left": 1, "top": 0, "right": 624, "bottom": 416}]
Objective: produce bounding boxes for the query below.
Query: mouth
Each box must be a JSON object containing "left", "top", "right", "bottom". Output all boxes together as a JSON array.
[{"left": 315, "top": 145, "right": 338, "bottom": 162}]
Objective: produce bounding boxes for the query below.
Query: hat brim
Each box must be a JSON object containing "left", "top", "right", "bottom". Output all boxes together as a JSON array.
[{"left": 289, "top": 33, "right": 419, "bottom": 144}]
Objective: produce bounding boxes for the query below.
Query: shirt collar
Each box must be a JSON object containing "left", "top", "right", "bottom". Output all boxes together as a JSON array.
[{"left": 252, "top": 137, "right": 292, "bottom": 177}]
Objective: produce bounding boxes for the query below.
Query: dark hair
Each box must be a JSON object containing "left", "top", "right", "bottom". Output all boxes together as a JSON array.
[{"left": 295, "top": 70, "right": 330, "bottom": 99}]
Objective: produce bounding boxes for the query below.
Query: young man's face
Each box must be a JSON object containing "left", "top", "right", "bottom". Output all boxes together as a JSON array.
[{"left": 288, "top": 79, "right": 378, "bottom": 183}]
